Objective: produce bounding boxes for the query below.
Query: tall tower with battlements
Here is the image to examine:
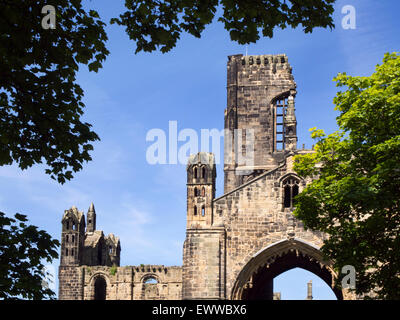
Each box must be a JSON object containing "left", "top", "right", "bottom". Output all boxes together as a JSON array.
[{"left": 224, "top": 54, "right": 298, "bottom": 193}]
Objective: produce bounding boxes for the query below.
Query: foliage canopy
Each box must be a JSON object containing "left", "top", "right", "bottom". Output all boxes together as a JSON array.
[{"left": 294, "top": 53, "right": 400, "bottom": 299}]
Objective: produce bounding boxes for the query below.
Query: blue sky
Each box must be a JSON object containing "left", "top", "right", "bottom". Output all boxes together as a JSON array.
[{"left": 1, "top": 0, "right": 399, "bottom": 299}]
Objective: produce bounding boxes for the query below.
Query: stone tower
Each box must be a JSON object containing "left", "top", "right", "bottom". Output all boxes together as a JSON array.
[
  {"left": 224, "top": 54, "right": 297, "bottom": 193},
  {"left": 186, "top": 152, "right": 216, "bottom": 228},
  {"left": 60, "top": 206, "right": 85, "bottom": 266}
]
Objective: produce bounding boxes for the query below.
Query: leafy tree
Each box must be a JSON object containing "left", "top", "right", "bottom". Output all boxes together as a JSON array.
[
  {"left": 1, "top": 0, "right": 108, "bottom": 299},
  {"left": 0, "top": 0, "right": 109, "bottom": 184},
  {"left": 111, "top": 0, "right": 336, "bottom": 53},
  {"left": 0, "top": 212, "right": 60, "bottom": 299},
  {"left": 294, "top": 53, "right": 400, "bottom": 299}
]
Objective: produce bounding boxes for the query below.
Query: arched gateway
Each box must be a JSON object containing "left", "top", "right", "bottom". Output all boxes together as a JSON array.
[{"left": 231, "top": 239, "right": 343, "bottom": 300}]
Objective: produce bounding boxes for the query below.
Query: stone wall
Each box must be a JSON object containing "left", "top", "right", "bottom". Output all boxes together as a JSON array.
[
  {"left": 183, "top": 154, "right": 329, "bottom": 300},
  {"left": 215, "top": 155, "right": 326, "bottom": 298},
  {"left": 58, "top": 266, "right": 85, "bottom": 300},
  {"left": 59, "top": 265, "right": 182, "bottom": 300},
  {"left": 182, "top": 228, "right": 225, "bottom": 299}
]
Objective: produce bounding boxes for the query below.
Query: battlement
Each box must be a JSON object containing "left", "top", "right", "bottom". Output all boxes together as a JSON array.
[
  {"left": 229, "top": 53, "right": 289, "bottom": 67},
  {"left": 187, "top": 152, "right": 215, "bottom": 167},
  {"left": 131, "top": 264, "right": 181, "bottom": 273}
]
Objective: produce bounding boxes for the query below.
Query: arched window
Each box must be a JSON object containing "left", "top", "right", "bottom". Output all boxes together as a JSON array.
[
  {"left": 194, "top": 206, "right": 197, "bottom": 216},
  {"left": 66, "top": 220, "right": 70, "bottom": 230},
  {"left": 66, "top": 235, "right": 69, "bottom": 243},
  {"left": 94, "top": 276, "right": 107, "bottom": 300},
  {"left": 109, "top": 246, "right": 113, "bottom": 254},
  {"left": 283, "top": 177, "right": 299, "bottom": 208},
  {"left": 194, "top": 167, "right": 198, "bottom": 179},
  {"left": 201, "top": 206, "right": 205, "bottom": 217},
  {"left": 202, "top": 167, "right": 206, "bottom": 179},
  {"left": 144, "top": 276, "right": 158, "bottom": 284},
  {"left": 274, "top": 96, "right": 289, "bottom": 151},
  {"left": 71, "top": 248, "right": 74, "bottom": 257},
  {"left": 201, "top": 187, "right": 205, "bottom": 197},
  {"left": 65, "top": 248, "right": 69, "bottom": 256},
  {"left": 72, "top": 235, "right": 75, "bottom": 243},
  {"left": 194, "top": 187, "right": 198, "bottom": 197}
]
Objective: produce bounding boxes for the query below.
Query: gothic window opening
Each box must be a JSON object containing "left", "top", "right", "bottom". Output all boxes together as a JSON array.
[
  {"left": 201, "top": 206, "right": 205, "bottom": 217},
  {"left": 71, "top": 248, "right": 74, "bottom": 256},
  {"left": 274, "top": 97, "right": 288, "bottom": 151},
  {"left": 202, "top": 167, "right": 206, "bottom": 179},
  {"left": 283, "top": 177, "right": 300, "bottom": 208},
  {"left": 66, "top": 235, "right": 69, "bottom": 243},
  {"left": 94, "top": 276, "right": 107, "bottom": 300},
  {"left": 65, "top": 248, "right": 68, "bottom": 256},
  {"left": 194, "top": 167, "right": 198, "bottom": 179},
  {"left": 201, "top": 187, "right": 205, "bottom": 197},
  {"left": 194, "top": 187, "right": 198, "bottom": 197},
  {"left": 72, "top": 235, "right": 75, "bottom": 243},
  {"left": 194, "top": 206, "right": 197, "bottom": 216},
  {"left": 144, "top": 276, "right": 158, "bottom": 284}
]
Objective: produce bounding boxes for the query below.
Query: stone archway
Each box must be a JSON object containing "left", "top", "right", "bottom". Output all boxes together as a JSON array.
[
  {"left": 94, "top": 276, "right": 107, "bottom": 300},
  {"left": 140, "top": 273, "right": 160, "bottom": 300},
  {"left": 231, "top": 239, "right": 344, "bottom": 300},
  {"left": 86, "top": 272, "right": 111, "bottom": 300}
]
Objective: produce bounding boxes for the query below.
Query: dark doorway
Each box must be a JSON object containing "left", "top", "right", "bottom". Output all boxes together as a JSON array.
[{"left": 94, "top": 276, "right": 107, "bottom": 300}]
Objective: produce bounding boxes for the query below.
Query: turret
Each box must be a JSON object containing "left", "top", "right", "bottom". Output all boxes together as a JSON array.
[
  {"left": 87, "top": 202, "right": 96, "bottom": 233},
  {"left": 60, "top": 206, "right": 85, "bottom": 266},
  {"left": 186, "top": 152, "right": 216, "bottom": 228}
]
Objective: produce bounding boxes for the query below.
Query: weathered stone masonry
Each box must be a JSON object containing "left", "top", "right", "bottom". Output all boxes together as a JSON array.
[
  {"left": 59, "top": 54, "right": 355, "bottom": 300},
  {"left": 58, "top": 204, "right": 182, "bottom": 300}
]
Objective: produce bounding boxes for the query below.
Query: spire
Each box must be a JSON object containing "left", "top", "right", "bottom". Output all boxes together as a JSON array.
[
  {"left": 87, "top": 202, "right": 96, "bottom": 233},
  {"left": 88, "top": 202, "right": 95, "bottom": 213}
]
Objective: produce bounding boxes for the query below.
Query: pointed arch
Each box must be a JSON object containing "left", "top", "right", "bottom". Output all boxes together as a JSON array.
[
  {"left": 281, "top": 175, "right": 300, "bottom": 208},
  {"left": 231, "top": 239, "right": 344, "bottom": 300}
]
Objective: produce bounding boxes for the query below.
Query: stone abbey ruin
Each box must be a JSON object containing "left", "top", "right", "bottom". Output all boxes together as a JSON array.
[{"left": 58, "top": 54, "right": 355, "bottom": 300}]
